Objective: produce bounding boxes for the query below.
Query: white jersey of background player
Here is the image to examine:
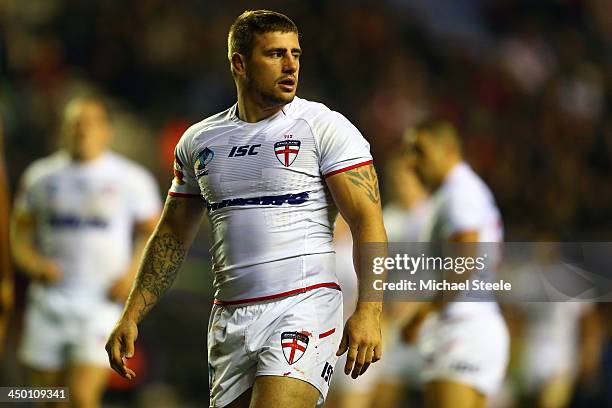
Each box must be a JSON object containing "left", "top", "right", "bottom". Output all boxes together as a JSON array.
[
  {"left": 106, "top": 11, "right": 386, "bottom": 408},
  {"left": 11, "top": 97, "right": 161, "bottom": 407},
  {"left": 403, "top": 120, "right": 509, "bottom": 408}
]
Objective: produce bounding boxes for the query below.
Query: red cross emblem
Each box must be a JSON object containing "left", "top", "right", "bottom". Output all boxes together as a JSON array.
[
  {"left": 274, "top": 140, "right": 301, "bottom": 167},
  {"left": 281, "top": 331, "right": 309, "bottom": 365}
]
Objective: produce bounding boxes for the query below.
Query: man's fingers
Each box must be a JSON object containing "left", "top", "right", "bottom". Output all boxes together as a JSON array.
[
  {"left": 106, "top": 334, "right": 137, "bottom": 380},
  {"left": 351, "top": 344, "right": 368, "bottom": 379},
  {"left": 360, "top": 347, "right": 374, "bottom": 375},
  {"left": 344, "top": 346, "right": 358, "bottom": 375},
  {"left": 336, "top": 331, "right": 348, "bottom": 356},
  {"left": 373, "top": 343, "right": 382, "bottom": 362},
  {"left": 107, "top": 339, "right": 125, "bottom": 374},
  {"left": 123, "top": 365, "right": 136, "bottom": 380}
]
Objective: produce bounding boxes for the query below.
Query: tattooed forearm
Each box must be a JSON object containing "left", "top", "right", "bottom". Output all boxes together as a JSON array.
[
  {"left": 345, "top": 165, "right": 381, "bottom": 204},
  {"left": 131, "top": 232, "right": 186, "bottom": 322}
]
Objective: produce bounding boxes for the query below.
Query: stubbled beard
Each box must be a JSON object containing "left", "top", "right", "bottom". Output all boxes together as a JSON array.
[{"left": 245, "top": 74, "right": 294, "bottom": 108}]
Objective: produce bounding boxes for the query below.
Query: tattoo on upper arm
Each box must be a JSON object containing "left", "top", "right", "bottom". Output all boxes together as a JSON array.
[
  {"left": 345, "top": 165, "right": 381, "bottom": 204},
  {"left": 134, "top": 232, "right": 186, "bottom": 321}
]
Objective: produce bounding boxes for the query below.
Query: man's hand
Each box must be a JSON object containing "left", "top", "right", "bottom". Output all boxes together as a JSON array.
[
  {"left": 336, "top": 305, "right": 382, "bottom": 379},
  {"left": 108, "top": 275, "right": 134, "bottom": 303},
  {"left": 401, "top": 303, "right": 434, "bottom": 343},
  {"left": 106, "top": 318, "right": 139, "bottom": 380}
]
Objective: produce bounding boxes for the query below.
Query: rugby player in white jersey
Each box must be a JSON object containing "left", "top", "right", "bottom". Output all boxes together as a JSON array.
[
  {"left": 105, "top": 10, "right": 386, "bottom": 408},
  {"left": 11, "top": 97, "right": 161, "bottom": 407},
  {"left": 402, "top": 120, "right": 509, "bottom": 408}
]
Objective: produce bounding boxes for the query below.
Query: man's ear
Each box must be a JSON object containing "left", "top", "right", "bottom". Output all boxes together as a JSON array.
[{"left": 231, "top": 53, "right": 247, "bottom": 76}]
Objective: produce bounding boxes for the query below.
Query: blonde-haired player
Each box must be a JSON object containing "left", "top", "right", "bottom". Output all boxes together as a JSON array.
[{"left": 12, "top": 96, "right": 161, "bottom": 407}]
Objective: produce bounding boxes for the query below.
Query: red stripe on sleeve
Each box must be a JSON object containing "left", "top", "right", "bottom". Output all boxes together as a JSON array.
[
  {"left": 323, "top": 160, "right": 373, "bottom": 178},
  {"left": 168, "top": 191, "right": 201, "bottom": 198}
]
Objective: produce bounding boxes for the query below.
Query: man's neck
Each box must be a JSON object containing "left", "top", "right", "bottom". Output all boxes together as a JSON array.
[
  {"left": 438, "top": 158, "right": 462, "bottom": 186},
  {"left": 237, "top": 91, "right": 285, "bottom": 123},
  {"left": 68, "top": 150, "right": 106, "bottom": 163}
]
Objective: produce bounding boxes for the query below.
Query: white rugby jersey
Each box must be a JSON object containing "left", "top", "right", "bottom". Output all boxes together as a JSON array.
[
  {"left": 15, "top": 151, "right": 161, "bottom": 313},
  {"left": 169, "top": 97, "right": 372, "bottom": 304},
  {"left": 384, "top": 200, "right": 433, "bottom": 243},
  {"left": 422, "top": 162, "right": 503, "bottom": 316}
]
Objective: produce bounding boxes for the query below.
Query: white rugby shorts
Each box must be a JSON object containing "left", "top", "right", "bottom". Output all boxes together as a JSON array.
[
  {"left": 19, "top": 300, "right": 121, "bottom": 370},
  {"left": 207, "top": 287, "right": 343, "bottom": 408},
  {"left": 417, "top": 310, "right": 509, "bottom": 396}
]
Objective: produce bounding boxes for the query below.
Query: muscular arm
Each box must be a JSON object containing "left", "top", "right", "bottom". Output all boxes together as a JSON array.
[
  {"left": 327, "top": 164, "right": 387, "bottom": 309},
  {"left": 326, "top": 163, "right": 387, "bottom": 378},
  {"left": 121, "top": 196, "right": 205, "bottom": 323},
  {"left": 106, "top": 195, "right": 205, "bottom": 379}
]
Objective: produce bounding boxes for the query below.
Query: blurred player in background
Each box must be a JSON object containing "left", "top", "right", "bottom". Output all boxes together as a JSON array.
[
  {"left": 0, "top": 115, "right": 13, "bottom": 358},
  {"left": 331, "top": 151, "right": 432, "bottom": 408},
  {"left": 11, "top": 96, "right": 161, "bottom": 407},
  {"left": 106, "top": 10, "right": 386, "bottom": 408},
  {"left": 507, "top": 242, "right": 604, "bottom": 408},
  {"left": 402, "top": 120, "right": 509, "bottom": 408},
  {"left": 515, "top": 302, "right": 602, "bottom": 408}
]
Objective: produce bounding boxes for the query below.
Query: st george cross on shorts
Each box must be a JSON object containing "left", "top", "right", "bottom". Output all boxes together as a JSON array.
[{"left": 281, "top": 331, "right": 309, "bottom": 364}]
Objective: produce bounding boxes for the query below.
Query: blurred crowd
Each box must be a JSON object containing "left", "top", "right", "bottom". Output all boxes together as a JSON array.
[
  {"left": 2, "top": 0, "right": 611, "bottom": 239},
  {"left": 1, "top": 0, "right": 611, "bottom": 407}
]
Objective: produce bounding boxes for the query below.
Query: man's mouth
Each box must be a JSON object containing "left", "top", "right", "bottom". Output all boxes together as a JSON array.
[{"left": 278, "top": 77, "right": 296, "bottom": 91}]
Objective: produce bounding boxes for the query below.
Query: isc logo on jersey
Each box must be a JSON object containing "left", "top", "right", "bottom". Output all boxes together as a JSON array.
[{"left": 228, "top": 144, "right": 260, "bottom": 157}]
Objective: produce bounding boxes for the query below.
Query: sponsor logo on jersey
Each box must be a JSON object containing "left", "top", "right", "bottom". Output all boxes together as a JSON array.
[
  {"left": 450, "top": 361, "right": 480, "bottom": 373},
  {"left": 274, "top": 140, "right": 301, "bottom": 167},
  {"left": 48, "top": 214, "right": 109, "bottom": 229},
  {"left": 281, "top": 331, "right": 309, "bottom": 365},
  {"left": 195, "top": 147, "right": 214, "bottom": 177},
  {"left": 206, "top": 191, "right": 309, "bottom": 211}
]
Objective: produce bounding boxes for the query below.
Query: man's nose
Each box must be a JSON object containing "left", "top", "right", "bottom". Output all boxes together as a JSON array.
[{"left": 282, "top": 55, "right": 298, "bottom": 72}]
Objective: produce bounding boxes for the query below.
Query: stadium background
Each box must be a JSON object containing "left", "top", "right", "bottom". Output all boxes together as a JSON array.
[{"left": 1, "top": 0, "right": 611, "bottom": 406}]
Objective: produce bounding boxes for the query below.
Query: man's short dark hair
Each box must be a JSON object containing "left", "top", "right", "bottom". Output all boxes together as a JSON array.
[
  {"left": 405, "top": 118, "right": 463, "bottom": 153},
  {"left": 227, "top": 10, "right": 298, "bottom": 61}
]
